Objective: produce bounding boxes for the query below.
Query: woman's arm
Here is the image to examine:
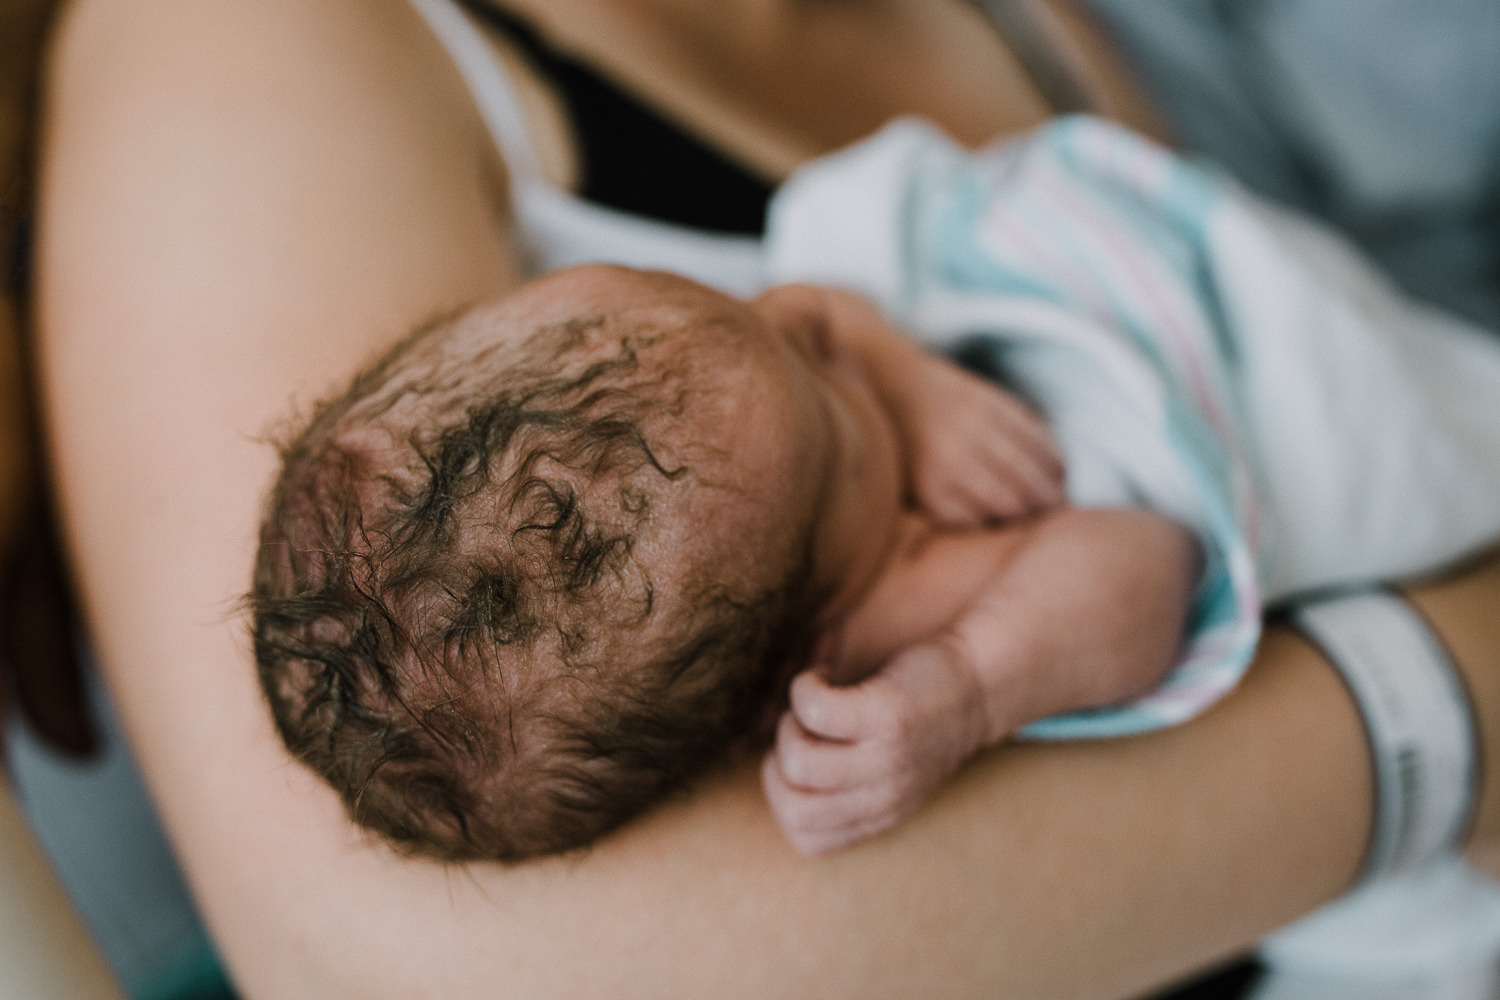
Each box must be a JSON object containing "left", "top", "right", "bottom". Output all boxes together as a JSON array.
[
  {"left": 36, "top": 1, "right": 1499, "bottom": 997},
  {"left": 1406, "top": 553, "right": 1500, "bottom": 873}
]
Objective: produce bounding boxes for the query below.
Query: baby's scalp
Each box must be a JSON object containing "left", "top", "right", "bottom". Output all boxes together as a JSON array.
[{"left": 250, "top": 266, "right": 828, "bottom": 862}]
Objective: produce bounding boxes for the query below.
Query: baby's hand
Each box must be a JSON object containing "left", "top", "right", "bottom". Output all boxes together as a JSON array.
[
  {"left": 796, "top": 286, "right": 1063, "bottom": 527},
  {"left": 761, "top": 643, "right": 989, "bottom": 856},
  {"left": 888, "top": 352, "right": 1064, "bottom": 527}
]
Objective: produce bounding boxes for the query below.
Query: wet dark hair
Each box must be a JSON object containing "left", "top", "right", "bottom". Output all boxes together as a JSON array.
[{"left": 249, "top": 298, "right": 820, "bottom": 862}]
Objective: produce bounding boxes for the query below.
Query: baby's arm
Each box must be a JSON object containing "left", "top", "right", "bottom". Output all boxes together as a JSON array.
[
  {"left": 817, "top": 288, "right": 1065, "bottom": 524},
  {"left": 764, "top": 508, "right": 1199, "bottom": 856}
]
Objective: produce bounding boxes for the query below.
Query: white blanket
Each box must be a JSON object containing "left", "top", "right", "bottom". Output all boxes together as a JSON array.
[{"left": 765, "top": 116, "right": 1500, "bottom": 737}]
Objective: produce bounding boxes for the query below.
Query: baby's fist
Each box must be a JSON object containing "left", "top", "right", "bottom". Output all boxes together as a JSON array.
[{"left": 762, "top": 647, "right": 988, "bottom": 855}]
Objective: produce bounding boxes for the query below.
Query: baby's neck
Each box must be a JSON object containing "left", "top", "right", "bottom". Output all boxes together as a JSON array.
[{"left": 828, "top": 510, "right": 1035, "bottom": 682}]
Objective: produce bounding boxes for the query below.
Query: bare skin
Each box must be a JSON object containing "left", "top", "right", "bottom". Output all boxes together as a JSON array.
[
  {"left": 704, "top": 279, "right": 1200, "bottom": 855},
  {"left": 35, "top": 0, "right": 1500, "bottom": 997},
  {"left": 770, "top": 507, "right": 1198, "bottom": 855}
]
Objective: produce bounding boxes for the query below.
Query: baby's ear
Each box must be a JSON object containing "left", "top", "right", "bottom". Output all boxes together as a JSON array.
[
  {"left": 817, "top": 286, "right": 907, "bottom": 343},
  {"left": 753, "top": 283, "right": 826, "bottom": 321},
  {"left": 752, "top": 284, "right": 837, "bottom": 362}
]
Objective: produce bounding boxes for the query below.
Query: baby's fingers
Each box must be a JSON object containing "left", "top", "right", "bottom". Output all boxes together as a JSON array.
[
  {"left": 976, "top": 433, "right": 1066, "bottom": 512},
  {"left": 761, "top": 753, "right": 912, "bottom": 856},
  {"left": 788, "top": 668, "right": 906, "bottom": 743},
  {"left": 920, "top": 465, "right": 1038, "bottom": 527},
  {"left": 983, "top": 390, "right": 1062, "bottom": 470},
  {"left": 981, "top": 403, "right": 1063, "bottom": 488},
  {"left": 771, "top": 711, "right": 874, "bottom": 792}
]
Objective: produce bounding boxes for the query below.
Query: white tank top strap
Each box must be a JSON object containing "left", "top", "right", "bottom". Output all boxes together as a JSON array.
[
  {"left": 405, "top": 0, "right": 546, "bottom": 185},
  {"left": 515, "top": 185, "right": 766, "bottom": 296},
  {"left": 406, "top": 0, "right": 766, "bottom": 295}
]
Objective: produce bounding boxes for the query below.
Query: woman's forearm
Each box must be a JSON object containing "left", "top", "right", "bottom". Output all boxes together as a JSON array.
[
  {"left": 229, "top": 626, "right": 1376, "bottom": 1000},
  {"left": 518, "top": 625, "right": 1376, "bottom": 1000}
]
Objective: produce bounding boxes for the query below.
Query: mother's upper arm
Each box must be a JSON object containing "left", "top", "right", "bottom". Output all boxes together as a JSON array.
[
  {"left": 41, "top": 0, "right": 519, "bottom": 381},
  {"left": 39, "top": 0, "right": 520, "bottom": 656},
  {"left": 36, "top": 0, "right": 524, "bottom": 990}
]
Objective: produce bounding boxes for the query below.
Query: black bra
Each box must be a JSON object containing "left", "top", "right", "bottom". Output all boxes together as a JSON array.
[
  {"left": 456, "top": 0, "right": 775, "bottom": 235},
  {"left": 458, "top": 1, "right": 1092, "bottom": 238},
  {"left": 0, "top": 2, "right": 1099, "bottom": 294}
]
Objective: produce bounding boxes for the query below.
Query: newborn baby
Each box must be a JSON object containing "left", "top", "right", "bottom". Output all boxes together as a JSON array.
[{"left": 251, "top": 264, "right": 1198, "bottom": 861}]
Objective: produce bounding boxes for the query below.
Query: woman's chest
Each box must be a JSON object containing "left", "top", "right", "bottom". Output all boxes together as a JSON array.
[{"left": 471, "top": 0, "right": 1159, "bottom": 184}]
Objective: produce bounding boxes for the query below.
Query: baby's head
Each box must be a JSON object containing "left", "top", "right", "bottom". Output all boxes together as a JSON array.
[{"left": 250, "top": 266, "right": 900, "bottom": 862}]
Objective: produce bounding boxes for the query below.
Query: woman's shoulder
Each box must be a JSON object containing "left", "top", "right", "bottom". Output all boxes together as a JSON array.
[
  {"left": 50, "top": 0, "right": 450, "bottom": 104},
  {"left": 46, "top": 0, "right": 494, "bottom": 195},
  {"left": 42, "top": 0, "right": 519, "bottom": 385}
]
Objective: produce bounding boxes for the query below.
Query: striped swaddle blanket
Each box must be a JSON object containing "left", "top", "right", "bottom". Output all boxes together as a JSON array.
[{"left": 766, "top": 115, "right": 1500, "bottom": 737}]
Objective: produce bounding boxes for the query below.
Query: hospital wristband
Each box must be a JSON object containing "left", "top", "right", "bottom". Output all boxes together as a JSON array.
[{"left": 1283, "top": 586, "right": 1479, "bottom": 882}]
